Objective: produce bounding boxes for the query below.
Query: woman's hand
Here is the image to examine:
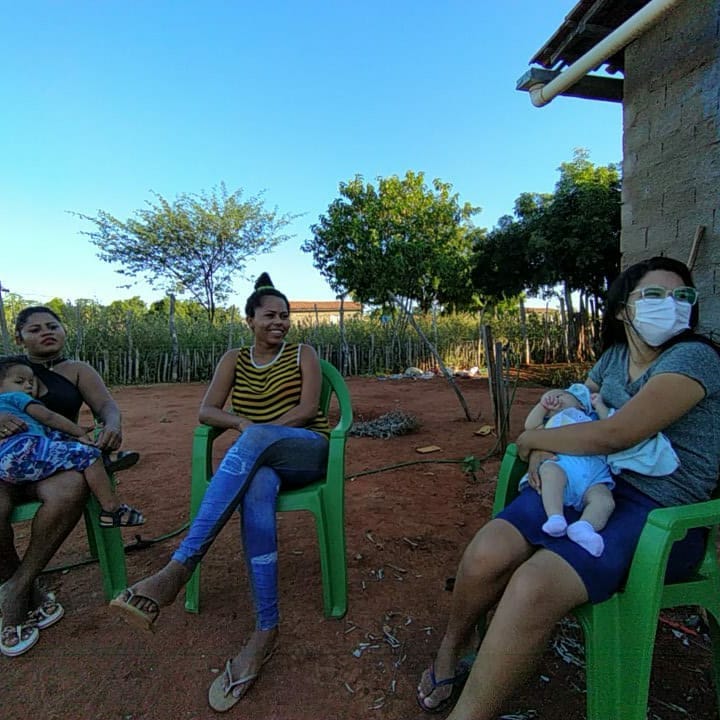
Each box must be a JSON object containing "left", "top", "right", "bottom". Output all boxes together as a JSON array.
[
  {"left": 525, "top": 450, "right": 558, "bottom": 491},
  {"left": 0, "top": 412, "right": 28, "bottom": 439},
  {"left": 235, "top": 417, "right": 251, "bottom": 433},
  {"left": 94, "top": 424, "right": 122, "bottom": 451},
  {"left": 516, "top": 428, "right": 557, "bottom": 490},
  {"left": 515, "top": 429, "right": 535, "bottom": 461}
]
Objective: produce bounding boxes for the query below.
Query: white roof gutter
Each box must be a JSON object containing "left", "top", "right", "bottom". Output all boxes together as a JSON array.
[{"left": 528, "top": 0, "right": 685, "bottom": 107}]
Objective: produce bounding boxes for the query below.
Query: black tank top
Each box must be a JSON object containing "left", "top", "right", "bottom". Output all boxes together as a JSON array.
[{"left": 28, "top": 361, "right": 83, "bottom": 422}]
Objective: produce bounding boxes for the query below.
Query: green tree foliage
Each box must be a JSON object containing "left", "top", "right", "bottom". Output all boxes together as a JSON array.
[
  {"left": 533, "top": 149, "right": 621, "bottom": 299},
  {"left": 471, "top": 192, "right": 552, "bottom": 301},
  {"left": 303, "top": 171, "right": 481, "bottom": 312},
  {"left": 75, "top": 184, "right": 295, "bottom": 323},
  {"left": 471, "top": 149, "right": 621, "bottom": 306}
]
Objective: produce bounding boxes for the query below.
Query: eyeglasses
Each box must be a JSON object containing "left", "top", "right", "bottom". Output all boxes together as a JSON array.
[{"left": 629, "top": 285, "right": 698, "bottom": 305}]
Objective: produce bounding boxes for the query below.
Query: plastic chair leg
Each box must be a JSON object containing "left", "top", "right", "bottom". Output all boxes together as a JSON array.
[
  {"left": 183, "top": 471, "right": 209, "bottom": 613},
  {"left": 579, "top": 600, "right": 656, "bottom": 720},
  {"left": 706, "top": 610, "right": 720, "bottom": 713},
  {"left": 84, "top": 495, "right": 128, "bottom": 600},
  {"left": 314, "top": 504, "right": 347, "bottom": 619},
  {"left": 184, "top": 565, "right": 201, "bottom": 613}
]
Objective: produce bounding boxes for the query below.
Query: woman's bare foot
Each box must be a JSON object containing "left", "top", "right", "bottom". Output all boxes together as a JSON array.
[
  {"left": 30, "top": 578, "right": 53, "bottom": 609},
  {"left": 0, "top": 578, "right": 32, "bottom": 626},
  {"left": 207, "top": 627, "right": 280, "bottom": 710},
  {"left": 228, "top": 627, "right": 279, "bottom": 689},
  {"left": 110, "top": 560, "right": 192, "bottom": 631},
  {"left": 417, "top": 638, "right": 464, "bottom": 712},
  {"left": 129, "top": 560, "right": 191, "bottom": 607}
]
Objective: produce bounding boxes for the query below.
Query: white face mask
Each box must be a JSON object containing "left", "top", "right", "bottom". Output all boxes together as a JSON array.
[{"left": 630, "top": 297, "right": 692, "bottom": 347}]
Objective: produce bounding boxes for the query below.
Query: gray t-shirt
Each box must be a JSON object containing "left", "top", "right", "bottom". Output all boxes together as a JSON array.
[{"left": 588, "top": 341, "right": 720, "bottom": 506}]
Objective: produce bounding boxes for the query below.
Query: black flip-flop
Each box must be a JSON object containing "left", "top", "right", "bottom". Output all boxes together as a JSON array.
[{"left": 103, "top": 450, "right": 140, "bottom": 474}]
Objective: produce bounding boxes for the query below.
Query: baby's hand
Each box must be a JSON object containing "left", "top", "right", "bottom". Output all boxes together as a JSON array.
[{"left": 540, "top": 391, "right": 562, "bottom": 412}]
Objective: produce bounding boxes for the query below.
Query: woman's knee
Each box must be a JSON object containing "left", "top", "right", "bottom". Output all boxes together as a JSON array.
[
  {"left": 503, "top": 554, "right": 586, "bottom": 616},
  {"left": 235, "top": 425, "right": 279, "bottom": 449},
  {"left": 460, "top": 519, "right": 531, "bottom": 578},
  {"left": 244, "top": 468, "right": 281, "bottom": 505},
  {"left": 35, "top": 471, "right": 88, "bottom": 507}
]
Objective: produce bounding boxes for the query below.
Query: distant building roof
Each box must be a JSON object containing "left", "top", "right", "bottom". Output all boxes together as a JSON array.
[{"left": 290, "top": 300, "right": 362, "bottom": 313}]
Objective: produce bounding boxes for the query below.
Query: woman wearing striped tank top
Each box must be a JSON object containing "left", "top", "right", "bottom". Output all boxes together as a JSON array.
[{"left": 110, "top": 273, "right": 331, "bottom": 711}]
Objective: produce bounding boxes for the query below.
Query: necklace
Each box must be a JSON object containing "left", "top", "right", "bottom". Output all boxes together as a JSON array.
[
  {"left": 250, "top": 343, "right": 285, "bottom": 368},
  {"left": 26, "top": 354, "right": 67, "bottom": 371}
]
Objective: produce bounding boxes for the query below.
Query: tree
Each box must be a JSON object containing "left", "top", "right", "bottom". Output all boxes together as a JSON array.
[
  {"left": 303, "top": 171, "right": 480, "bottom": 312},
  {"left": 531, "top": 149, "right": 621, "bottom": 302},
  {"left": 471, "top": 192, "right": 553, "bottom": 303},
  {"left": 305, "top": 171, "right": 482, "bottom": 421},
  {"left": 470, "top": 150, "right": 621, "bottom": 361},
  {"left": 75, "top": 184, "right": 295, "bottom": 323},
  {"left": 471, "top": 150, "right": 620, "bottom": 309}
]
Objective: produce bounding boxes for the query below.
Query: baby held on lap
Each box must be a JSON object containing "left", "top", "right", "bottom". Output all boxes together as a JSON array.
[{"left": 519, "top": 383, "right": 678, "bottom": 557}]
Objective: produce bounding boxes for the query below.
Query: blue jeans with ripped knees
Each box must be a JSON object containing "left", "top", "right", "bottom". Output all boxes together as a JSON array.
[{"left": 172, "top": 424, "right": 329, "bottom": 630}]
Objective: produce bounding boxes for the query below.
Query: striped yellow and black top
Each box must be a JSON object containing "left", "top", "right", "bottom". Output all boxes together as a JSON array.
[{"left": 231, "top": 342, "right": 330, "bottom": 438}]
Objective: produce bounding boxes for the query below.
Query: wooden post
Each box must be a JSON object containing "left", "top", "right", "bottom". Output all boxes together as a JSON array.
[
  {"left": 687, "top": 225, "right": 706, "bottom": 271},
  {"left": 519, "top": 298, "right": 530, "bottom": 365},
  {"left": 0, "top": 281, "right": 10, "bottom": 353},
  {"left": 494, "top": 341, "right": 509, "bottom": 454},
  {"left": 168, "top": 293, "right": 179, "bottom": 382},
  {"left": 482, "top": 325, "right": 497, "bottom": 431}
]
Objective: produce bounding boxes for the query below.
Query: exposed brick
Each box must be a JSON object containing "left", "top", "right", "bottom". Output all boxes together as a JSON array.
[{"left": 621, "top": 0, "right": 719, "bottom": 333}]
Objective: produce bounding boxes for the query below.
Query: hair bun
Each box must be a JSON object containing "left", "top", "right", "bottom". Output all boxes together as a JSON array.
[{"left": 254, "top": 272, "right": 274, "bottom": 290}]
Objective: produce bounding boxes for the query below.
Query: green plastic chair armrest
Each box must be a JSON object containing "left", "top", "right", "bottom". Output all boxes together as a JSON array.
[{"left": 643, "top": 497, "right": 720, "bottom": 534}]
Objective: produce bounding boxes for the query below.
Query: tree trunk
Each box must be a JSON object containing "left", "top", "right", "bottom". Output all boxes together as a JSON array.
[
  {"left": 391, "top": 293, "right": 475, "bottom": 421},
  {"left": 563, "top": 281, "right": 576, "bottom": 361},
  {"left": 169, "top": 293, "right": 179, "bottom": 382},
  {"left": 338, "top": 294, "right": 350, "bottom": 375},
  {"left": 519, "top": 298, "right": 530, "bottom": 365}
]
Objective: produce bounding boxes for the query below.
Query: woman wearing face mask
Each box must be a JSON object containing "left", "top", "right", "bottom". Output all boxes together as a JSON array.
[{"left": 416, "top": 256, "right": 720, "bottom": 719}]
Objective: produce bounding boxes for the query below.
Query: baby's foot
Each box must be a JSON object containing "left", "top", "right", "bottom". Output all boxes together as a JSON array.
[
  {"left": 542, "top": 514, "right": 567, "bottom": 537},
  {"left": 567, "top": 520, "right": 604, "bottom": 556}
]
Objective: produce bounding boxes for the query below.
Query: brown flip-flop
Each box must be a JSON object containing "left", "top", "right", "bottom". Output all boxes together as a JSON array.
[
  {"left": 207, "top": 643, "right": 278, "bottom": 712},
  {"left": 109, "top": 587, "right": 160, "bottom": 633}
]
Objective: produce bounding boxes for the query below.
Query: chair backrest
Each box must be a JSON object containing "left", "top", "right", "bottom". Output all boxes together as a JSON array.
[
  {"left": 318, "top": 359, "right": 353, "bottom": 435},
  {"left": 491, "top": 443, "right": 524, "bottom": 517}
]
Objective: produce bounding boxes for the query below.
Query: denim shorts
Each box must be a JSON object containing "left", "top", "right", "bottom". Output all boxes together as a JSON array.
[{"left": 497, "top": 477, "right": 707, "bottom": 603}]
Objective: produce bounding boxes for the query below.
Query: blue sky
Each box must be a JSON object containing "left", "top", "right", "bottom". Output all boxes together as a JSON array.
[{"left": 1, "top": 1, "right": 622, "bottom": 309}]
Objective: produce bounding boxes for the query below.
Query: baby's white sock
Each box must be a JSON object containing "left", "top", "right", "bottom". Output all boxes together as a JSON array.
[
  {"left": 542, "top": 514, "right": 567, "bottom": 537},
  {"left": 567, "top": 520, "right": 604, "bottom": 557}
]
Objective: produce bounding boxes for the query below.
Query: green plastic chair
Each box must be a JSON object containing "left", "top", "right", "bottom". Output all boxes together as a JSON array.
[
  {"left": 183, "top": 358, "right": 353, "bottom": 619},
  {"left": 10, "top": 491, "right": 128, "bottom": 601},
  {"left": 491, "top": 443, "right": 720, "bottom": 720}
]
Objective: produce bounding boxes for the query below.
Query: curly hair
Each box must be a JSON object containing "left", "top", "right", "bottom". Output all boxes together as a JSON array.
[{"left": 244, "top": 273, "right": 289, "bottom": 318}]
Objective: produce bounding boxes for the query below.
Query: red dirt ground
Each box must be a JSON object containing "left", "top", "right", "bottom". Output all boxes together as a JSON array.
[{"left": 3, "top": 376, "right": 716, "bottom": 720}]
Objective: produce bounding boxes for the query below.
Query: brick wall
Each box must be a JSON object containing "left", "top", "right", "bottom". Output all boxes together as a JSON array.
[{"left": 622, "top": 0, "right": 720, "bottom": 335}]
